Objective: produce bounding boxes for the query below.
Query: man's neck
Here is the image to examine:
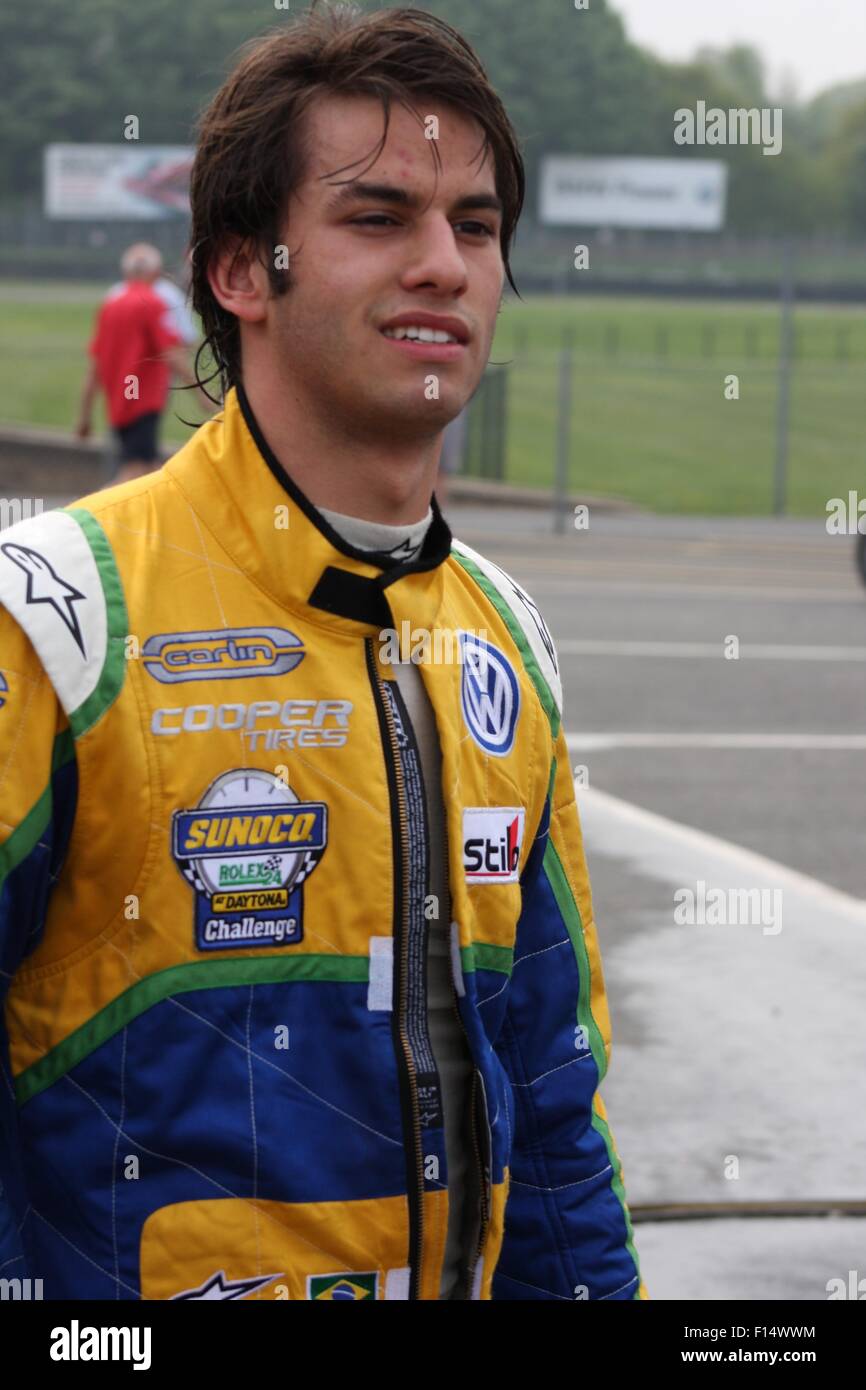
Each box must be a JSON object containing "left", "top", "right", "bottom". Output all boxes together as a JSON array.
[
  {"left": 318, "top": 504, "right": 433, "bottom": 566},
  {"left": 240, "top": 372, "right": 442, "bottom": 526}
]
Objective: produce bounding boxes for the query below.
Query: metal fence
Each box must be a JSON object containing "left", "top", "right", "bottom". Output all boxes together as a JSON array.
[
  {"left": 459, "top": 276, "right": 866, "bottom": 520},
  {"left": 0, "top": 204, "right": 190, "bottom": 280},
  {"left": 1, "top": 205, "right": 864, "bottom": 519}
]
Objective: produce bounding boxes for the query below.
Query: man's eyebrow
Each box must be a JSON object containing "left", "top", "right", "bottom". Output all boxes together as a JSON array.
[{"left": 325, "top": 181, "right": 503, "bottom": 216}]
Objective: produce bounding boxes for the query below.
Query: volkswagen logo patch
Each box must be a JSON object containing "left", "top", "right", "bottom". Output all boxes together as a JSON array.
[{"left": 459, "top": 632, "right": 520, "bottom": 757}]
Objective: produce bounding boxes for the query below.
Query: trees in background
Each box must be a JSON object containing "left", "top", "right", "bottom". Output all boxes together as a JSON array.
[{"left": 0, "top": 0, "right": 863, "bottom": 235}]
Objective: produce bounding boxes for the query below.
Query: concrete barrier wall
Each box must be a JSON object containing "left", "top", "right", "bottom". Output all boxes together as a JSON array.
[
  {"left": 0, "top": 426, "right": 113, "bottom": 496},
  {"left": 0, "top": 424, "right": 632, "bottom": 513}
]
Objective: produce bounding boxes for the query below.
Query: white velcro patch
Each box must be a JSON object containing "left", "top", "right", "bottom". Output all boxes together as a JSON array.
[
  {"left": 384, "top": 1266, "right": 411, "bottom": 1300},
  {"left": 367, "top": 936, "right": 393, "bottom": 1011}
]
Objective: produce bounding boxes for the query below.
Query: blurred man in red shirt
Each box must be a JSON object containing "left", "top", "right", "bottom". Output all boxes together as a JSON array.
[{"left": 76, "top": 243, "right": 207, "bottom": 484}]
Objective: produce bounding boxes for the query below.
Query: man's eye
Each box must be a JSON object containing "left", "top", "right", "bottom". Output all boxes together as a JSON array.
[
  {"left": 350, "top": 215, "right": 399, "bottom": 227},
  {"left": 349, "top": 215, "right": 496, "bottom": 238},
  {"left": 457, "top": 221, "right": 496, "bottom": 238}
]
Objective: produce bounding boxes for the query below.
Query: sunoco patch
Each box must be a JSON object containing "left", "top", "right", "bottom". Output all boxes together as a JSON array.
[{"left": 172, "top": 768, "right": 327, "bottom": 951}]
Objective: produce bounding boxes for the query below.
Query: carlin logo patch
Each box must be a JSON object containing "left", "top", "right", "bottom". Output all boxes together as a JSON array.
[
  {"left": 143, "top": 627, "right": 304, "bottom": 683},
  {"left": 307, "top": 1272, "right": 378, "bottom": 1300},
  {"left": 0, "top": 543, "right": 87, "bottom": 656},
  {"left": 463, "top": 807, "right": 525, "bottom": 883},
  {"left": 459, "top": 632, "right": 520, "bottom": 757},
  {"left": 173, "top": 768, "right": 327, "bottom": 951}
]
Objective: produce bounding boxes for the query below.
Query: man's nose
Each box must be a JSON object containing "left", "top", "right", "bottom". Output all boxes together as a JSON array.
[{"left": 400, "top": 215, "right": 469, "bottom": 293}]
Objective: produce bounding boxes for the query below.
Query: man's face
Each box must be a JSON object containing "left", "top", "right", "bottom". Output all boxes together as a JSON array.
[{"left": 264, "top": 93, "right": 505, "bottom": 442}]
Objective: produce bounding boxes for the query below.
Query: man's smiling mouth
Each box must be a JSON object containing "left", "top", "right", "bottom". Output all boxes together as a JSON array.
[{"left": 382, "top": 325, "right": 460, "bottom": 344}]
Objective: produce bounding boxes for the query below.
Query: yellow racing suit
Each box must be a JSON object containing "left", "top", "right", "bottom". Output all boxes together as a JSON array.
[{"left": 0, "top": 384, "right": 646, "bottom": 1301}]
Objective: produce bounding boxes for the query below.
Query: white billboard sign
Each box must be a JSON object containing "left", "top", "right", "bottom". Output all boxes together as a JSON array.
[
  {"left": 539, "top": 156, "right": 728, "bottom": 231},
  {"left": 44, "top": 145, "right": 194, "bottom": 219}
]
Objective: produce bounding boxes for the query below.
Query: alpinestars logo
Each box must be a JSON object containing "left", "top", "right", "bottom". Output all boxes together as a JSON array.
[
  {"left": 0, "top": 543, "right": 87, "bottom": 656},
  {"left": 369, "top": 539, "right": 425, "bottom": 567},
  {"left": 171, "top": 1270, "right": 282, "bottom": 1300},
  {"left": 381, "top": 535, "right": 423, "bottom": 563}
]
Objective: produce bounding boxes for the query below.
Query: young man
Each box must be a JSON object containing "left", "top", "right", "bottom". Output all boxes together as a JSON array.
[
  {"left": 0, "top": 5, "right": 646, "bottom": 1301},
  {"left": 76, "top": 243, "right": 204, "bottom": 483}
]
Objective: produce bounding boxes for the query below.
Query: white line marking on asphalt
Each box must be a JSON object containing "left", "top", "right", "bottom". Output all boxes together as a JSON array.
[
  {"left": 557, "top": 639, "right": 866, "bottom": 661},
  {"left": 574, "top": 782, "right": 866, "bottom": 928},
  {"left": 566, "top": 732, "right": 866, "bottom": 752},
  {"left": 522, "top": 580, "right": 861, "bottom": 603}
]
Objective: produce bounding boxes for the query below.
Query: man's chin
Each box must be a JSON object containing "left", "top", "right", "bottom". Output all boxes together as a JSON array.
[{"left": 350, "top": 394, "right": 468, "bottom": 442}]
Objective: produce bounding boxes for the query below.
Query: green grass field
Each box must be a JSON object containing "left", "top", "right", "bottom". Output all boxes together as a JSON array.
[{"left": 1, "top": 280, "right": 863, "bottom": 515}]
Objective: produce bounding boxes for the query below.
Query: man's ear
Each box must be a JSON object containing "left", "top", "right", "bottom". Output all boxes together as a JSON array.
[{"left": 207, "top": 237, "right": 270, "bottom": 324}]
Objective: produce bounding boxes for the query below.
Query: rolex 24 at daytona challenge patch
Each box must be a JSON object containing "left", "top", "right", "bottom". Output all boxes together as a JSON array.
[{"left": 172, "top": 768, "right": 327, "bottom": 950}]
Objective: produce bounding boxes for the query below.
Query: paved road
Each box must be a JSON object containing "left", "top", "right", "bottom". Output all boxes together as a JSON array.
[
  {"left": 449, "top": 505, "right": 864, "bottom": 896},
  {"left": 447, "top": 503, "right": 866, "bottom": 1298}
]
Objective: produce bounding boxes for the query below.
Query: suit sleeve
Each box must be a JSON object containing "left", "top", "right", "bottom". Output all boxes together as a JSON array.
[
  {"left": 0, "top": 609, "right": 77, "bottom": 1277},
  {"left": 492, "top": 719, "right": 648, "bottom": 1301}
]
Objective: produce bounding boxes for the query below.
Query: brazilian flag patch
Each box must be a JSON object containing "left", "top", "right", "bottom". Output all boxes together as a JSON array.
[{"left": 307, "top": 1272, "right": 379, "bottom": 1301}]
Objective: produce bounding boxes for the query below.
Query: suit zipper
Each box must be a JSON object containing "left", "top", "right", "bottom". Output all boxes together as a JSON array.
[
  {"left": 440, "top": 798, "right": 491, "bottom": 1300},
  {"left": 366, "top": 639, "right": 424, "bottom": 1300},
  {"left": 465, "top": 1070, "right": 492, "bottom": 1298}
]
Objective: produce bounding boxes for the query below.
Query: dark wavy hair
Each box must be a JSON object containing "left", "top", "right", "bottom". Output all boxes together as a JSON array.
[{"left": 189, "top": 1, "right": 525, "bottom": 399}]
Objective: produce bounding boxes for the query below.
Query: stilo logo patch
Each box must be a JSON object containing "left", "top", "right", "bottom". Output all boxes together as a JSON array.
[{"left": 463, "top": 807, "right": 525, "bottom": 884}]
